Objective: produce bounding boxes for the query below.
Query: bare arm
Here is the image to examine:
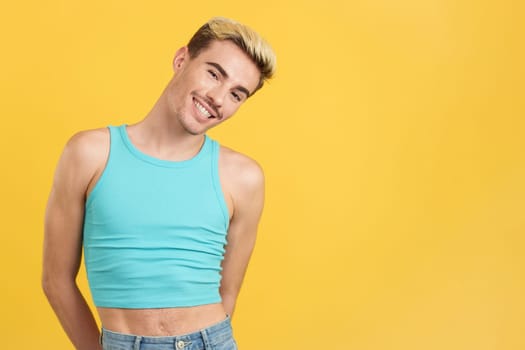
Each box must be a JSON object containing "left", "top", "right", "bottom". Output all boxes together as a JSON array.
[
  {"left": 42, "top": 129, "right": 108, "bottom": 350},
  {"left": 218, "top": 148, "right": 265, "bottom": 317}
]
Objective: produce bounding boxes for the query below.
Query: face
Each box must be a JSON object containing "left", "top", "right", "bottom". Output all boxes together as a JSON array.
[{"left": 166, "top": 40, "right": 261, "bottom": 135}]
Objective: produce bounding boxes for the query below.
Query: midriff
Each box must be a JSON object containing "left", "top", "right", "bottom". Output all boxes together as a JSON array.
[{"left": 97, "top": 302, "right": 227, "bottom": 336}]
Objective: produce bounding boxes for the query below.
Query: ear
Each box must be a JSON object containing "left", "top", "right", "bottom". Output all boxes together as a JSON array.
[{"left": 172, "top": 46, "right": 189, "bottom": 72}]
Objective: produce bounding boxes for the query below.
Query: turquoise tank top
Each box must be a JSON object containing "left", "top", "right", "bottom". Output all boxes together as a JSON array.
[{"left": 83, "top": 125, "right": 230, "bottom": 308}]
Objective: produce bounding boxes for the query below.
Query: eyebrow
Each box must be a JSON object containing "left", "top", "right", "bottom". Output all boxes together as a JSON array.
[{"left": 206, "top": 62, "right": 252, "bottom": 97}]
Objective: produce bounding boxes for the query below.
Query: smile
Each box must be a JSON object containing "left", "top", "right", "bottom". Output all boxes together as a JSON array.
[{"left": 193, "top": 99, "right": 214, "bottom": 119}]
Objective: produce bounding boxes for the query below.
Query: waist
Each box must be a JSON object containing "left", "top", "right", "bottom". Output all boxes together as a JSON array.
[{"left": 98, "top": 303, "right": 227, "bottom": 336}]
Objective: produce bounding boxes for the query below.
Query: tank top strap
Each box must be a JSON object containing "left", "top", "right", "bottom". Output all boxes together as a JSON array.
[{"left": 107, "top": 125, "right": 129, "bottom": 158}]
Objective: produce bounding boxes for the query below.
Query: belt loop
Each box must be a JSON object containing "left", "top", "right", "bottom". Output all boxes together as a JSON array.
[
  {"left": 201, "top": 329, "right": 211, "bottom": 349},
  {"left": 133, "top": 335, "right": 143, "bottom": 350}
]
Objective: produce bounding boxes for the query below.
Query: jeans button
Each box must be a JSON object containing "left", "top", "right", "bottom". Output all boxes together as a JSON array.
[{"left": 176, "top": 340, "right": 185, "bottom": 349}]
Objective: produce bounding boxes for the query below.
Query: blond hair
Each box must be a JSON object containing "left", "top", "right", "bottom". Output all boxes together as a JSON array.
[{"left": 187, "top": 17, "right": 276, "bottom": 93}]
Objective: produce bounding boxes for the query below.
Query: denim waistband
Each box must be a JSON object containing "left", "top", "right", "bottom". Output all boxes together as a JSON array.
[{"left": 101, "top": 316, "right": 234, "bottom": 349}]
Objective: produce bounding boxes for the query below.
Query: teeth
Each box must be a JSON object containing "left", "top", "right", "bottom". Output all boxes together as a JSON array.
[{"left": 194, "top": 100, "right": 212, "bottom": 118}]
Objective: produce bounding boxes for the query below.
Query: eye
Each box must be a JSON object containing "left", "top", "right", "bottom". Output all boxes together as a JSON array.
[
  {"left": 231, "top": 92, "right": 242, "bottom": 102},
  {"left": 208, "top": 70, "right": 219, "bottom": 80}
]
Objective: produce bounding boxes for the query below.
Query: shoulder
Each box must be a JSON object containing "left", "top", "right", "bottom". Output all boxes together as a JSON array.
[
  {"left": 65, "top": 127, "right": 109, "bottom": 154},
  {"left": 218, "top": 145, "right": 265, "bottom": 218},
  {"left": 54, "top": 128, "right": 110, "bottom": 190},
  {"left": 218, "top": 145, "right": 265, "bottom": 191},
  {"left": 61, "top": 127, "right": 109, "bottom": 166}
]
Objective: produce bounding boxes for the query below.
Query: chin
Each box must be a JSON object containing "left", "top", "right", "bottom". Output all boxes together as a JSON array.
[
  {"left": 175, "top": 112, "right": 208, "bottom": 136},
  {"left": 185, "top": 127, "right": 206, "bottom": 136}
]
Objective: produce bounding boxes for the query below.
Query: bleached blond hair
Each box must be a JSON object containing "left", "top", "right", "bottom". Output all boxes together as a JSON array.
[{"left": 187, "top": 17, "right": 276, "bottom": 94}]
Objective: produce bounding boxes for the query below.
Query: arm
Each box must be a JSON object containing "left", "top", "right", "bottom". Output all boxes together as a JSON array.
[
  {"left": 218, "top": 149, "right": 265, "bottom": 317},
  {"left": 42, "top": 130, "right": 108, "bottom": 350}
]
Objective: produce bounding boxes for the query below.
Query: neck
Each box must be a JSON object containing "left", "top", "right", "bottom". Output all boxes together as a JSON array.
[{"left": 128, "top": 87, "right": 205, "bottom": 162}]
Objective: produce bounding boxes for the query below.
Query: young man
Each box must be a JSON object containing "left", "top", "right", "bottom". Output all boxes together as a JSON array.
[{"left": 42, "top": 17, "right": 276, "bottom": 350}]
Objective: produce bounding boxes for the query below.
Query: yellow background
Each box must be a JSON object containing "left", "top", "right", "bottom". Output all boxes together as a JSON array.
[{"left": 1, "top": 1, "right": 524, "bottom": 349}]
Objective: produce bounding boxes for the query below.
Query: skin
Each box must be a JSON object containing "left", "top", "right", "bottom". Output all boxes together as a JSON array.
[{"left": 42, "top": 40, "right": 265, "bottom": 349}]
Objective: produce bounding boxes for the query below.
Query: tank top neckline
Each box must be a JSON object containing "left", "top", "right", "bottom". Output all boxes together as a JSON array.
[{"left": 118, "top": 124, "right": 211, "bottom": 168}]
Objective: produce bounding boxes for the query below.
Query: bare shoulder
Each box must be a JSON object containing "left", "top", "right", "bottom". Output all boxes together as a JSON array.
[
  {"left": 218, "top": 145, "right": 265, "bottom": 191},
  {"left": 61, "top": 128, "right": 109, "bottom": 168},
  {"left": 54, "top": 127, "right": 110, "bottom": 196},
  {"left": 218, "top": 145, "right": 265, "bottom": 219},
  {"left": 65, "top": 127, "right": 109, "bottom": 157}
]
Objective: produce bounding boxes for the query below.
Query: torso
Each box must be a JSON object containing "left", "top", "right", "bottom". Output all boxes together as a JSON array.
[{"left": 83, "top": 126, "right": 238, "bottom": 336}]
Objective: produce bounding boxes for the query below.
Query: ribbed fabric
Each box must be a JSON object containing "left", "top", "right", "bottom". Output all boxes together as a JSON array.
[{"left": 83, "top": 125, "right": 229, "bottom": 308}]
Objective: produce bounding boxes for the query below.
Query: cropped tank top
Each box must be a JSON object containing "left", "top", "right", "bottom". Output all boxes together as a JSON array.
[{"left": 83, "top": 125, "right": 230, "bottom": 308}]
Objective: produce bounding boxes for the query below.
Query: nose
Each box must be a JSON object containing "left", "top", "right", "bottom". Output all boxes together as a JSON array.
[{"left": 205, "top": 84, "right": 227, "bottom": 108}]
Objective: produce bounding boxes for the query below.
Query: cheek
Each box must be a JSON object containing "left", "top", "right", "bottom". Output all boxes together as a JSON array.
[
  {"left": 188, "top": 70, "right": 212, "bottom": 89},
  {"left": 223, "top": 102, "right": 243, "bottom": 119}
]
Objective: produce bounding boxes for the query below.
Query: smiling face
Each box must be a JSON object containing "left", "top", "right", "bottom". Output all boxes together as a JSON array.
[{"left": 166, "top": 40, "right": 261, "bottom": 136}]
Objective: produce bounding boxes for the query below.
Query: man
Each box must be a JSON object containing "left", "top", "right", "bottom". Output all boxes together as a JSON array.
[{"left": 42, "top": 17, "right": 276, "bottom": 350}]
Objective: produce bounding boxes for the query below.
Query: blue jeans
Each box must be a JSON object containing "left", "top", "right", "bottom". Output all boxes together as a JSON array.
[{"left": 101, "top": 316, "right": 237, "bottom": 350}]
